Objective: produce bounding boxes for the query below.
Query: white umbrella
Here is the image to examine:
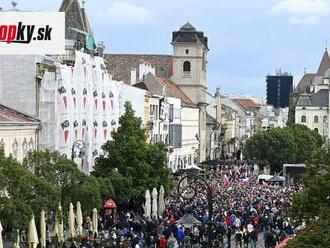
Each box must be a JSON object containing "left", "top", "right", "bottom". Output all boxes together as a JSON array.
[
  {"left": 40, "top": 210, "right": 46, "bottom": 248},
  {"left": 27, "top": 214, "right": 39, "bottom": 248},
  {"left": 68, "top": 203, "right": 76, "bottom": 238},
  {"left": 76, "top": 202, "right": 83, "bottom": 236},
  {"left": 58, "top": 204, "right": 64, "bottom": 243},
  {"left": 144, "top": 190, "right": 151, "bottom": 219},
  {"left": 92, "top": 208, "right": 98, "bottom": 236},
  {"left": 152, "top": 187, "right": 158, "bottom": 218},
  {"left": 13, "top": 229, "right": 20, "bottom": 248},
  {"left": 0, "top": 221, "right": 3, "bottom": 248},
  {"left": 158, "top": 185, "right": 165, "bottom": 217}
]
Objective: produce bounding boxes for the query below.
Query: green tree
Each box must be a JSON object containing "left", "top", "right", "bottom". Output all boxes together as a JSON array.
[
  {"left": 93, "top": 102, "right": 171, "bottom": 205},
  {"left": 0, "top": 149, "right": 59, "bottom": 229},
  {"left": 23, "top": 150, "right": 102, "bottom": 213},
  {"left": 243, "top": 124, "right": 322, "bottom": 172},
  {"left": 287, "top": 147, "right": 330, "bottom": 248}
]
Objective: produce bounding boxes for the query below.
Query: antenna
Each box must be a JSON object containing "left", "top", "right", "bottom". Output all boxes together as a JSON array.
[{"left": 326, "top": 39, "right": 328, "bottom": 51}]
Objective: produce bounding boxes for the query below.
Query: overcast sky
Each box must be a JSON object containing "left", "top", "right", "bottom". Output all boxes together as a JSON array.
[{"left": 2, "top": 0, "right": 330, "bottom": 96}]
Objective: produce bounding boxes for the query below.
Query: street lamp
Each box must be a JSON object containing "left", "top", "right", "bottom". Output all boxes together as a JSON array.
[
  {"left": 177, "top": 169, "right": 217, "bottom": 247},
  {"left": 71, "top": 140, "right": 86, "bottom": 161}
]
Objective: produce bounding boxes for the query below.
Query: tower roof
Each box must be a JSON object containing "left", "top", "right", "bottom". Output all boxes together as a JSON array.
[
  {"left": 172, "top": 22, "right": 208, "bottom": 49},
  {"left": 316, "top": 49, "right": 330, "bottom": 76},
  {"left": 59, "top": 0, "right": 92, "bottom": 40},
  {"left": 180, "top": 22, "right": 196, "bottom": 31}
]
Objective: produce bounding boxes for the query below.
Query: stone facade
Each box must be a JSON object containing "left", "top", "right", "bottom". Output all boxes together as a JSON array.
[
  {"left": 104, "top": 54, "right": 173, "bottom": 84},
  {"left": 0, "top": 55, "right": 44, "bottom": 117}
]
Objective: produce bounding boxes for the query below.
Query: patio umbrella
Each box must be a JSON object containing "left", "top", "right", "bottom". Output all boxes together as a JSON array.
[
  {"left": 40, "top": 210, "right": 46, "bottom": 248},
  {"left": 0, "top": 221, "right": 3, "bottom": 248},
  {"left": 152, "top": 187, "right": 158, "bottom": 218},
  {"left": 68, "top": 203, "right": 76, "bottom": 238},
  {"left": 144, "top": 190, "right": 151, "bottom": 219},
  {"left": 76, "top": 202, "right": 83, "bottom": 236},
  {"left": 27, "top": 214, "right": 39, "bottom": 248},
  {"left": 158, "top": 185, "right": 165, "bottom": 217},
  {"left": 58, "top": 204, "right": 64, "bottom": 243},
  {"left": 13, "top": 229, "right": 20, "bottom": 248},
  {"left": 92, "top": 208, "right": 98, "bottom": 236}
]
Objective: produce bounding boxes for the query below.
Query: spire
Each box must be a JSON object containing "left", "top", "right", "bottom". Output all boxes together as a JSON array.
[
  {"left": 59, "top": 0, "right": 92, "bottom": 45},
  {"left": 317, "top": 48, "right": 330, "bottom": 76}
]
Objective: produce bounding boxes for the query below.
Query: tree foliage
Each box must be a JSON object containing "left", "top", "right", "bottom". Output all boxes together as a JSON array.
[
  {"left": 93, "top": 102, "right": 172, "bottom": 205},
  {"left": 22, "top": 150, "right": 102, "bottom": 213},
  {"left": 0, "top": 149, "right": 102, "bottom": 229},
  {"left": 287, "top": 147, "right": 330, "bottom": 248},
  {"left": 243, "top": 124, "right": 322, "bottom": 172},
  {"left": 0, "top": 150, "right": 59, "bottom": 229}
]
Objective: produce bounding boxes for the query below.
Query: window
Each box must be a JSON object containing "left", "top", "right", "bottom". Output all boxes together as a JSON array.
[
  {"left": 301, "top": 115, "right": 306, "bottom": 123},
  {"left": 12, "top": 138, "right": 18, "bottom": 158},
  {"left": 314, "top": 115, "right": 319, "bottom": 123},
  {"left": 324, "top": 116, "right": 328, "bottom": 123},
  {"left": 183, "top": 61, "right": 191, "bottom": 72},
  {"left": 185, "top": 49, "right": 189, "bottom": 54},
  {"left": 22, "top": 138, "right": 28, "bottom": 158},
  {"left": 314, "top": 128, "right": 319, "bottom": 133},
  {"left": 169, "top": 104, "right": 174, "bottom": 122}
]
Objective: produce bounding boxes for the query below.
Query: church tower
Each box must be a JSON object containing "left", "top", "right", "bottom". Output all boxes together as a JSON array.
[
  {"left": 171, "top": 22, "right": 209, "bottom": 163},
  {"left": 171, "top": 22, "right": 209, "bottom": 104}
]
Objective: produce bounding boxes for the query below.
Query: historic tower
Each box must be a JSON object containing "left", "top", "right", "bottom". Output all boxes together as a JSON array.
[
  {"left": 171, "top": 23, "right": 209, "bottom": 163},
  {"left": 171, "top": 22, "right": 209, "bottom": 104}
]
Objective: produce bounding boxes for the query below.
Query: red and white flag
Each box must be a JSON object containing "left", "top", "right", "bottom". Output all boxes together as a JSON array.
[{"left": 223, "top": 174, "right": 230, "bottom": 188}]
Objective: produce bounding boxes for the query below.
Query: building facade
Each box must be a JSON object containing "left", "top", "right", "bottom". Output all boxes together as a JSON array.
[
  {"left": 266, "top": 71, "right": 293, "bottom": 108},
  {"left": 0, "top": 104, "right": 40, "bottom": 162}
]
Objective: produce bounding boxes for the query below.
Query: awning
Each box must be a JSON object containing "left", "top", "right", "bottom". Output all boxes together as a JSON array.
[{"left": 103, "top": 199, "right": 117, "bottom": 209}]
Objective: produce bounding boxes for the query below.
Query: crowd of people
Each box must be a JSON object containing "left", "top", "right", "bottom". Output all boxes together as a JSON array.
[
  {"left": 72, "top": 163, "right": 299, "bottom": 248},
  {"left": 5, "top": 163, "right": 299, "bottom": 248}
]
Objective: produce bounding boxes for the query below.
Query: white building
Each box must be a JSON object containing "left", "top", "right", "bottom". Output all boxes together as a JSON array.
[
  {"left": 138, "top": 73, "right": 199, "bottom": 171},
  {"left": 295, "top": 69, "right": 330, "bottom": 140},
  {"left": 0, "top": 104, "right": 39, "bottom": 162},
  {"left": 259, "top": 105, "right": 288, "bottom": 129}
]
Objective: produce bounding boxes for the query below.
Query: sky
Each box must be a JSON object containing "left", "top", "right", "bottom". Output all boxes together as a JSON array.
[{"left": 2, "top": 0, "right": 330, "bottom": 96}]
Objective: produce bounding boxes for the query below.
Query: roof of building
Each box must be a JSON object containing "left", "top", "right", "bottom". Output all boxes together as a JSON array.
[
  {"left": 0, "top": 104, "right": 39, "bottom": 123},
  {"left": 233, "top": 98, "right": 259, "bottom": 110},
  {"left": 296, "top": 89, "right": 329, "bottom": 107},
  {"left": 104, "top": 54, "right": 173, "bottom": 84},
  {"left": 295, "top": 49, "right": 330, "bottom": 93},
  {"left": 317, "top": 49, "right": 330, "bottom": 76},
  {"left": 133, "top": 82, "right": 149, "bottom": 91},
  {"left": 172, "top": 23, "right": 208, "bottom": 49},
  {"left": 180, "top": 22, "right": 197, "bottom": 31},
  {"left": 156, "top": 77, "right": 197, "bottom": 108}
]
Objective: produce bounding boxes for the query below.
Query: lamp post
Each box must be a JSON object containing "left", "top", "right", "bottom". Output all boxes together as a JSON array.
[
  {"left": 71, "top": 140, "right": 86, "bottom": 161},
  {"left": 177, "top": 169, "right": 216, "bottom": 247}
]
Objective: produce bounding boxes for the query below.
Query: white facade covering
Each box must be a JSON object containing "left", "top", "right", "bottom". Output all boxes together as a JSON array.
[{"left": 39, "top": 51, "right": 145, "bottom": 172}]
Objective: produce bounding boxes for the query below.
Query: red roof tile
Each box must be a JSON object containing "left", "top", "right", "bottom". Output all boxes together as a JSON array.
[
  {"left": 0, "top": 104, "right": 39, "bottom": 123},
  {"left": 233, "top": 99, "right": 258, "bottom": 110},
  {"left": 156, "top": 77, "right": 197, "bottom": 108}
]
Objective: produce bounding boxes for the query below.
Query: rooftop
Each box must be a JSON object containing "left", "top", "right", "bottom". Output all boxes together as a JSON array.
[{"left": 0, "top": 104, "right": 39, "bottom": 124}]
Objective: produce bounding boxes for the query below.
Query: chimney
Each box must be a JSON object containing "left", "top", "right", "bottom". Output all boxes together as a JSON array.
[{"left": 130, "top": 69, "right": 137, "bottom": 86}]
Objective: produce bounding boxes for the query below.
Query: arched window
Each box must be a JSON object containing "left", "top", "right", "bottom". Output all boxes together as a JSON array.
[
  {"left": 183, "top": 61, "right": 191, "bottom": 72},
  {"left": 314, "top": 115, "right": 319, "bottom": 123},
  {"left": 314, "top": 128, "right": 319, "bottom": 133},
  {"left": 301, "top": 115, "right": 306, "bottom": 123}
]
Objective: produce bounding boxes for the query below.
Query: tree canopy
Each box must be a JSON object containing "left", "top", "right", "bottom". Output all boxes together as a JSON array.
[
  {"left": 243, "top": 124, "right": 322, "bottom": 172},
  {"left": 0, "top": 149, "right": 102, "bottom": 229},
  {"left": 287, "top": 147, "right": 330, "bottom": 248},
  {"left": 93, "top": 102, "right": 172, "bottom": 206}
]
